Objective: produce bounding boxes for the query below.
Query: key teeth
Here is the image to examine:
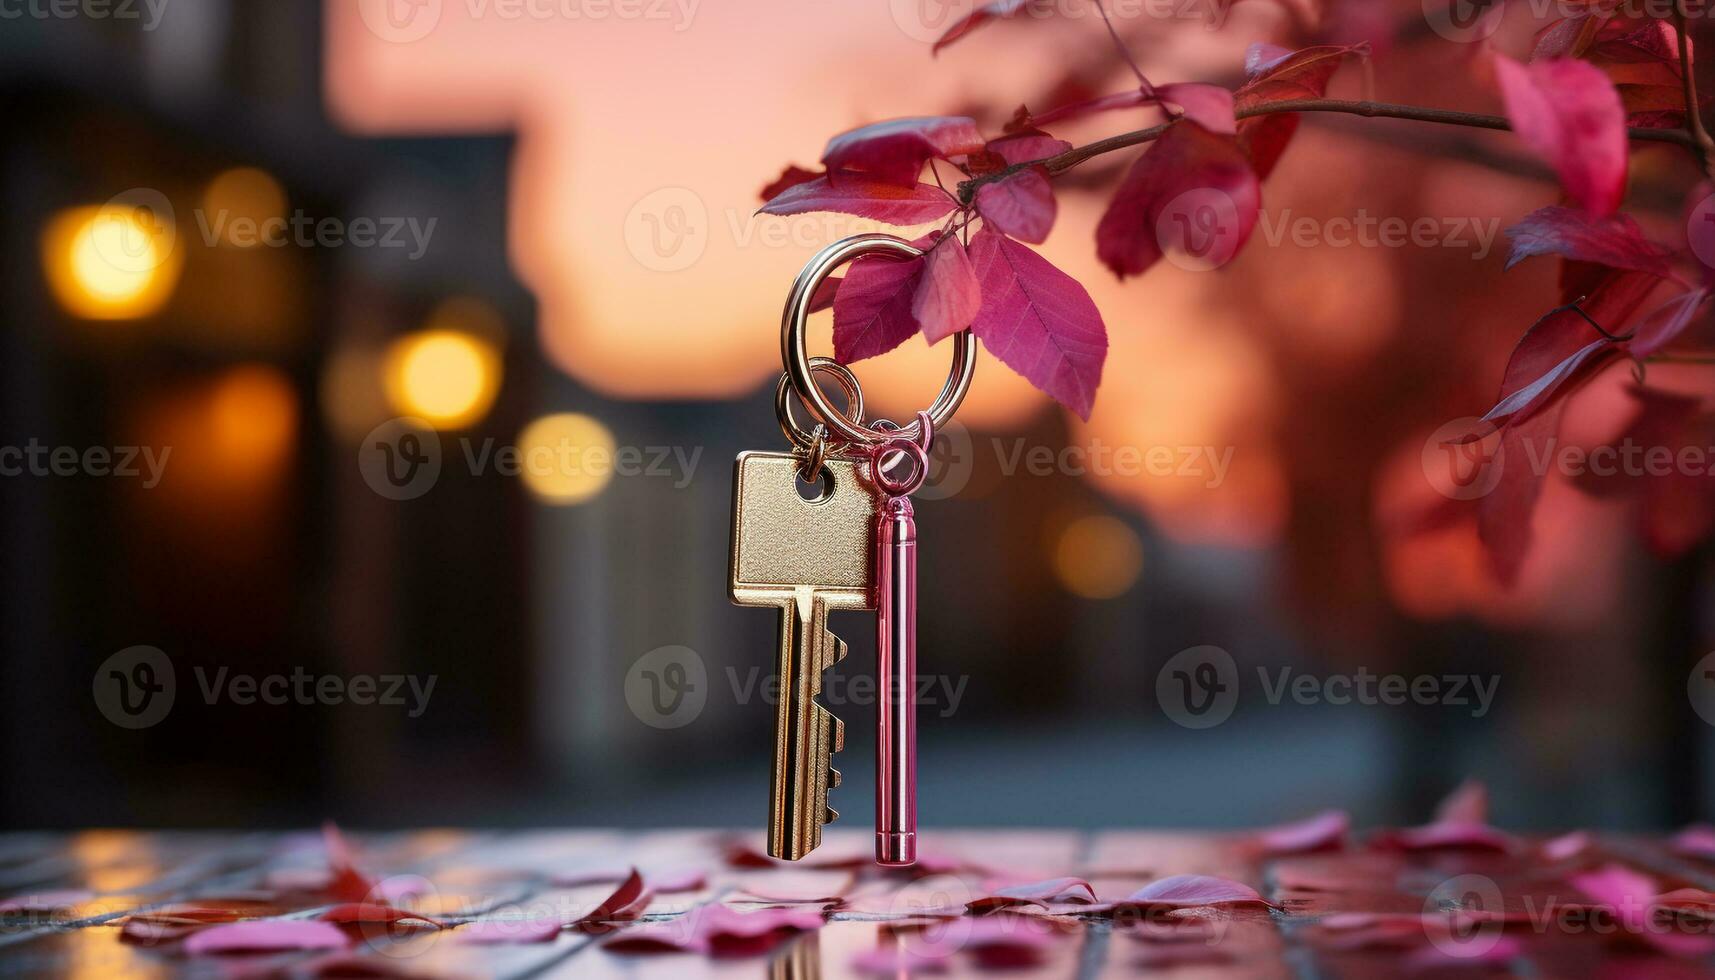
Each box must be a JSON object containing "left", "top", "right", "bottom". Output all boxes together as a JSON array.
[
  {"left": 826, "top": 629, "right": 848, "bottom": 667},
  {"left": 831, "top": 714, "right": 845, "bottom": 754},
  {"left": 825, "top": 805, "right": 838, "bottom": 824},
  {"left": 829, "top": 766, "right": 841, "bottom": 788}
]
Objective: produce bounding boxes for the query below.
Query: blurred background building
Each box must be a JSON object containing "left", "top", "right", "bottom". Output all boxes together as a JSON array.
[{"left": 1, "top": 0, "right": 1711, "bottom": 834}]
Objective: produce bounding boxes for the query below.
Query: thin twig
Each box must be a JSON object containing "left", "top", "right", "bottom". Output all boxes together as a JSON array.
[
  {"left": 1092, "top": 0, "right": 1151, "bottom": 92},
  {"left": 1673, "top": 1, "right": 1715, "bottom": 184},
  {"left": 1645, "top": 353, "right": 1715, "bottom": 364},
  {"left": 957, "top": 98, "right": 1700, "bottom": 204}
]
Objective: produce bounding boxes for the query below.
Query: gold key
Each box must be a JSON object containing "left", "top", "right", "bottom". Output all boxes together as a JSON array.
[{"left": 730, "top": 450, "right": 882, "bottom": 861}]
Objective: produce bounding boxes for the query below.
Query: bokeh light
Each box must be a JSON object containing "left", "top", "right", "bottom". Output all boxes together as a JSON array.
[
  {"left": 209, "top": 364, "right": 299, "bottom": 477},
  {"left": 43, "top": 205, "right": 182, "bottom": 319},
  {"left": 1051, "top": 514, "right": 1144, "bottom": 600},
  {"left": 383, "top": 327, "right": 501, "bottom": 429},
  {"left": 516, "top": 412, "right": 616, "bottom": 506},
  {"left": 201, "top": 167, "right": 288, "bottom": 247}
]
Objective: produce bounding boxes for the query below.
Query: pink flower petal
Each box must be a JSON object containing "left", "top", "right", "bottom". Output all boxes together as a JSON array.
[
  {"left": 1114, "top": 874, "right": 1272, "bottom": 910},
  {"left": 975, "top": 168, "right": 1056, "bottom": 244},
  {"left": 914, "top": 236, "right": 983, "bottom": 343},
  {"left": 1434, "top": 780, "right": 1489, "bottom": 824},
  {"left": 184, "top": 920, "right": 350, "bottom": 955},
  {"left": 1496, "top": 55, "right": 1629, "bottom": 217},
  {"left": 1672, "top": 824, "right": 1715, "bottom": 859},
  {"left": 1256, "top": 810, "right": 1350, "bottom": 855},
  {"left": 760, "top": 176, "right": 958, "bottom": 225},
  {"left": 822, "top": 117, "right": 984, "bottom": 187},
  {"left": 966, "top": 226, "right": 1108, "bottom": 419},
  {"left": 968, "top": 877, "right": 1096, "bottom": 913}
]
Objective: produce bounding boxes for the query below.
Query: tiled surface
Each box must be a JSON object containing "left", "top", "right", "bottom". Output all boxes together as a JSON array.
[{"left": 2, "top": 828, "right": 1715, "bottom": 977}]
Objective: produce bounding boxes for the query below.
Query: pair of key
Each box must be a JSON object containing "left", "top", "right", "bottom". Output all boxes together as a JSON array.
[
  {"left": 728, "top": 432, "right": 925, "bottom": 866},
  {"left": 728, "top": 233, "right": 974, "bottom": 866}
]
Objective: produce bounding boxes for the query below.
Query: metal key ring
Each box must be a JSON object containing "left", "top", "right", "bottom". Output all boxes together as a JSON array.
[
  {"left": 775, "top": 357, "right": 865, "bottom": 453},
  {"left": 782, "top": 234, "right": 976, "bottom": 446}
]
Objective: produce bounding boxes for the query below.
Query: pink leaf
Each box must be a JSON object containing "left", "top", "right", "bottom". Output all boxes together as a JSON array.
[
  {"left": 986, "top": 131, "right": 1072, "bottom": 166},
  {"left": 931, "top": 0, "right": 1037, "bottom": 55},
  {"left": 1495, "top": 56, "right": 1629, "bottom": 217},
  {"left": 966, "top": 227, "right": 1107, "bottom": 419},
  {"left": 1629, "top": 288, "right": 1709, "bottom": 357},
  {"left": 1156, "top": 83, "right": 1237, "bottom": 135},
  {"left": 1434, "top": 780, "right": 1489, "bottom": 824},
  {"left": 1236, "top": 44, "right": 1360, "bottom": 178},
  {"left": 759, "top": 165, "right": 820, "bottom": 204},
  {"left": 1572, "top": 864, "right": 1658, "bottom": 930},
  {"left": 968, "top": 877, "right": 1096, "bottom": 912},
  {"left": 1481, "top": 337, "right": 1616, "bottom": 429},
  {"left": 822, "top": 117, "right": 984, "bottom": 187},
  {"left": 583, "top": 869, "right": 651, "bottom": 925},
  {"left": 1030, "top": 88, "right": 1151, "bottom": 129},
  {"left": 1256, "top": 810, "right": 1350, "bottom": 855},
  {"left": 1096, "top": 121, "right": 1260, "bottom": 279},
  {"left": 0, "top": 889, "right": 93, "bottom": 914},
  {"left": 1244, "top": 42, "right": 1298, "bottom": 76},
  {"left": 184, "top": 920, "right": 350, "bottom": 955},
  {"left": 455, "top": 916, "right": 565, "bottom": 944},
  {"left": 1114, "top": 874, "right": 1272, "bottom": 910},
  {"left": 914, "top": 237, "right": 983, "bottom": 343},
  {"left": 1543, "top": 831, "right": 1593, "bottom": 861},
  {"left": 833, "top": 246, "right": 927, "bottom": 363},
  {"left": 322, "top": 823, "right": 378, "bottom": 903},
  {"left": 851, "top": 946, "right": 951, "bottom": 975},
  {"left": 1504, "top": 206, "right": 1675, "bottom": 275},
  {"left": 318, "top": 903, "right": 445, "bottom": 928},
  {"left": 604, "top": 906, "right": 825, "bottom": 956},
  {"left": 976, "top": 168, "right": 1056, "bottom": 244},
  {"left": 1480, "top": 403, "right": 1567, "bottom": 587},
  {"left": 760, "top": 176, "right": 957, "bottom": 225},
  {"left": 1673, "top": 824, "right": 1715, "bottom": 860}
]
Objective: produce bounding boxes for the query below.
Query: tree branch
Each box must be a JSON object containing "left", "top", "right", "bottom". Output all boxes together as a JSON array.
[
  {"left": 957, "top": 98, "right": 1699, "bottom": 205},
  {"left": 1674, "top": 1, "right": 1715, "bottom": 184}
]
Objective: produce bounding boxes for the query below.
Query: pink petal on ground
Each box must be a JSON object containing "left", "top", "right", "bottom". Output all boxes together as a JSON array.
[
  {"left": 1256, "top": 810, "right": 1351, "bottom": 855},
  {"left": 604, "top": 905, "right": 826, "bottom": 956},
  {"left": 184, "top": 920, "right": 351, "bottom": 955},
  {"left": 580, "top": 869, "right": 651, "bottom": 926},
  {"left": 1543, "top": 831, "right": 1593, "bottom": 861},
  {"left": 732, "top": 870, "right": 854, "bottom": 903},
  {"left": 968, "top": 877, "right": 1096, "bottom": 913},
  {"left": 1495, "top": 55, "right": 1629, "bottom": 217},
  {"left": 317, "top": 903, "right": 445, "bottom": 928},
  {"left": 1572, "top": 863, "right": 1658, "bottom": 931},
  {"left": 454, "top": 916, "right": 565, "bottom": 944},
  {"left": 322, "top": 823, "right": 378, "bottom": 903},
  {"left": 850, "top": 946, "right": 951, "bottom": 975},
  {"left": 1434, "top": 780, "right": 1489, "bottom": 824},
  {"left": 1672, "top": 824, "right": 1715, "bottom": 859},
  {"left": 1654, "top": 888, "right": 1715, "bottom": 920},
  {"left": 1114, "top": 875, "right": 1273, "bottom": 910},
  {"left": 1370, "top": 821, "right": 1519, "bottom": 853},
  {"left": 975, "top": 168, "right": 1056, "bottom": 244},
  {"left": 0, "top": 889, "right": 93, "bottom": 914},
  {"left": 1404, "top": 935, "right": 1523, "bottom": 968}
]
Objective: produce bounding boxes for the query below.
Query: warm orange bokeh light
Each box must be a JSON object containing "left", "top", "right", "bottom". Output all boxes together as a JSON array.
[
  {"left": 517, "top": 412, "right": 617, "bottom": 506},
  {"left": 209, "top": 365, "right": 299, "bottom": 477},
  {"left": 43, "top": 205, "right": 182, "bottom": 320},
  {"left": 201, "top": 167, "right": 288, "bottom": 247},
  {"left": 1052, "top": 514, "right": 1144, "bottom": 600},
  {"left": 383, "top": 327, "right": 501, "bottom": 429}
]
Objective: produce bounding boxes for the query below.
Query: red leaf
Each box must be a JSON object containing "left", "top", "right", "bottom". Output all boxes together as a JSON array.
[
  {"left": 1504, "top": 206, "right": 1674, "bottom": 275},
  {"left": 1531, "top": 15, "right": 1602, "bottom": 61},
  {"left": 1255, "top": 810, "right": 1350, "bottom": 855},
  {"left": 1495, "top": 56, "right": 1629, "bottom": 217},
  {"left": 1480, "top": 402, "right": 1567, "bottom": 586},
  {"left": 760, "top": 176, "right": 958, "bottom": 225},
  {"left": 931, "top": 0, "right": 1037, "bottom": 55},
  {"left": 833, "top": 246, "right": 927, "bottom": 363},
  {"left": 967, "top": 227, "right": 1107, "bottom": 419},
  {"left": 1096, "top": 121, "right": 1260, "bottom": 279},
  {"left": 976, "top": 168, "right": 1056, "bottom": 243},
  {"left": 1480, "top": 338, "right": 1614, "bottom": 431},
  {"left": 318, "top": 903, "right": 445, "bottom": 928},
  {"left": 322, "top": 823, "right": 377, "bottom": 903},
  {"left": 184, "top": 920, "right": 350, "bottom": 955},
  {"left": 967, "top": 877, "right": 1096, "bottom": 912},
  {"left": 1369, "top": 820, "right": 1520, "bottom": 852},
  {"left": 604, "top": 906, "right": 825, "bottom": 956},
  {"left": 1591, "top": 19, "right": 1681, "bottom": 69},
  {"left": 1628, "top": 288, "right": 1709, "bottom": 357},
  {"left": 1113, "top": 874, "right": 1272, "bottom": 910},
  {"left": 759, "top": 165, "right": 820, "bottom": 204},
  {"left": 822, "top": 117, "right": 984, "bottom": 187},
  {"left": 914, "top": 237, "right": 982, "bottom": 343},
  {"left": 1236, "top": 40, "right": 1359, "bottom": 174},
  {"left": 1674, "top": 824, "right": 1715, "bottom": 860},
  {"left": 584, "top": 869, "right": 651, "bottom": 924},
  {"left": 1030, "top": 88, "right": 1150, "bottom": 128},
  {"left": 986, "top": 131, "right": 1073, "bottom": 166},
  {"left": 1156, "top": 82, "right": 1236, "bottom": 135},
  {"left": 809, "top": 276, "right": 841, "bottom": 314}
]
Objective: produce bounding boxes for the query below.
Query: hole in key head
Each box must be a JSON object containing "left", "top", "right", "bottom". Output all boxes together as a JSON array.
[{"left": 796, "top": 465, "right": 834, "bottom": 503}]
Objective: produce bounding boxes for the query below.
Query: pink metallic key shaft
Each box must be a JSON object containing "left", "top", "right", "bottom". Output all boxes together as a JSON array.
[{"left": 875, "top": 495, "right": 917, "bottom": 866}]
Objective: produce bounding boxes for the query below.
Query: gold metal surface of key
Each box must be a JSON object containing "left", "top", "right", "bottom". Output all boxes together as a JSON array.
[{"left": 730, "top": 451, "right": 881, "bottom": 861}]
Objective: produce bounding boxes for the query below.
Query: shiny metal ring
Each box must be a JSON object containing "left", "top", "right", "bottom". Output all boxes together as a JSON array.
[
  {"left": 799, "top": 424, "right": 830, "bottom": 480},
  {"left": 782, "top": 234, "right": 975, "bottom": 446},
  {"left": 775, "top": 357, "right": 865, "bottom": 452}
]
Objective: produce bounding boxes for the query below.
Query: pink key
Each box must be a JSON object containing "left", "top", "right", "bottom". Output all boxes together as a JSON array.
[{"left": 875, "top": 495, "right": 917, "bottom": 866}]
